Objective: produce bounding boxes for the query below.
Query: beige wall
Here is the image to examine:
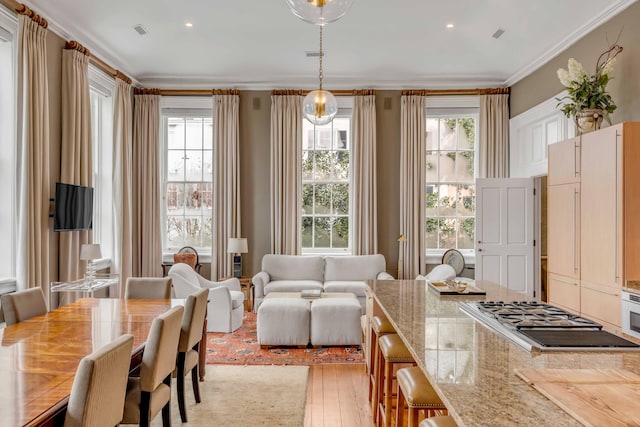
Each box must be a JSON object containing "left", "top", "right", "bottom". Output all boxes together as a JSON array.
[{"left": 511, "top": 1, "right": 640, "bottom": 120}]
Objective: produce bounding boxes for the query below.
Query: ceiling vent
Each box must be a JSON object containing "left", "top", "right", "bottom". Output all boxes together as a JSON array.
[
  {"left": 305, "top": 51, "right": 324, "bottom": 58},
  {"left": 133, "top": 24, "right": 148, "bottom": 36},
  {"left": 492, "top": 28, "right": 505, "bottom": 39}
]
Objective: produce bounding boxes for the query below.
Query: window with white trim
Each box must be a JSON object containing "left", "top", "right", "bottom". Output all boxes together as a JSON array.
[
  {"left": 425, "top": 101, "right": 479, "bottom": 254},
  {"left": 160, "top": 98, "right": 213, "bottom": 255},
  {"left": 0, "top": 7, "right": 16, "bottom": 281},
  {"left": 89, "top": 65, "right": 115, "bottom": 265},
  {"left": 301, "top": 110, "right": 352, "bottom": 254}
]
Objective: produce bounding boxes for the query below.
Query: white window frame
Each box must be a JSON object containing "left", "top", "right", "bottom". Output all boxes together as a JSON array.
[
  {"left": 88, "top": 65, "right": 115, "bottom": 270},
  {"left": 301, "top": 97, "right": 354, "bottom": 256},
  {"left": 0, "top": 5, "right": 17, "bottom": 283},
  {"left": 425, "top": 96, "right": 479, "bottom": 264},
  {"left": 159, "top": 96, "right": 214, "bottom": 263}
]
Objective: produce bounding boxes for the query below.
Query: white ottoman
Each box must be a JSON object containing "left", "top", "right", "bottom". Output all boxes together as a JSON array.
[
  {"left": 310, "top": 298, "right": 363, "bottom": 346},
  {"left": 257, "top": 297, "right": 310, "bottom": 348}
]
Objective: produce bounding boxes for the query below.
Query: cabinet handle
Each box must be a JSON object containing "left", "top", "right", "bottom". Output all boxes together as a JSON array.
[
  {"left": 574, "top": 141, "right": 580, "bottom": 178},
  {"left": 615, "top": 131, "right": 620, "bottom": 282},
  {"left": 574, "top": 189, "right": 579, "bottom": 272}
]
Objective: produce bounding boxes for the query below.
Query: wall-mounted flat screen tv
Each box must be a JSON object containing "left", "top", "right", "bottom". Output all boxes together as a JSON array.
[{"left": 53, "top": 182, "right": 94, "bottom": 231}]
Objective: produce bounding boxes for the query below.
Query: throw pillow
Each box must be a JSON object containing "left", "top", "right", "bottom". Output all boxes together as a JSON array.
[{"left": 174, "top": 253, "right": 197, "bottom": 269}]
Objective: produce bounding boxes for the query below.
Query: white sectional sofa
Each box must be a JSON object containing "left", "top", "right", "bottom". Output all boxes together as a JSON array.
[{"left": 252, "top": 254, "right": 393, "bottom": 312}]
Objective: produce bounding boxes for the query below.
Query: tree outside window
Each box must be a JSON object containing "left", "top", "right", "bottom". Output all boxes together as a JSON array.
[
  {"left": 425, "top": 116, "right": 477, "bottom": 250},
  {"left": 164, "top": 116, "right": 213, "bottom": 251},
  {"left": 302, "top": 117, "right": 351, "bottom": 253}
]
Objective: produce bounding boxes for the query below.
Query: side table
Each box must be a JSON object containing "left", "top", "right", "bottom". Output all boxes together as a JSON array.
[{"left": 221, "top": 276, "right": 253, "bottom": 312}]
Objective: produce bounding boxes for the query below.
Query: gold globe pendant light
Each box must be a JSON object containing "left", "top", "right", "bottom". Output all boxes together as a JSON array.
[
  {"left": 303, "top": 25, "right": 338, "bottom": 126},
  {"left": 285, "top": 0, "right": 354, "bottom": 26}
]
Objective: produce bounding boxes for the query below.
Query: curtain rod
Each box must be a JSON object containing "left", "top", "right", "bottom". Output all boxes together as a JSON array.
[{"left": 402, "top": 87, "right": 510, "bottom": 96}]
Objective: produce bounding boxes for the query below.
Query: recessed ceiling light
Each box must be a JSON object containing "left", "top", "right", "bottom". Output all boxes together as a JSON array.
[
  {"left": 446, "top": 23, "right": 454, "bottom": 29},
  {"left": 185, "top": 22, "right": 193, "bottom": 28}
]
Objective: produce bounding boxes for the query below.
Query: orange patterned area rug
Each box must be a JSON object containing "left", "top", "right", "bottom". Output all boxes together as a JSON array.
[{"left": 206, "top": 312, "right": 365, "bottom": 365}]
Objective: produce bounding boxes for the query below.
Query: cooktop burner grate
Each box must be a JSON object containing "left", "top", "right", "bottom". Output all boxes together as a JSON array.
[{"left": 476, "top": 301, "right": 602, "bottom": 329}]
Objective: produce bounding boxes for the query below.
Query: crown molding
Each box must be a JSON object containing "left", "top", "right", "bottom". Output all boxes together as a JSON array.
[
  {"left": 504, "top": 0, "right": 637, "bottom": 86},
  {"left": 136, "top": 74, "right": 506, "bottom": 91}
]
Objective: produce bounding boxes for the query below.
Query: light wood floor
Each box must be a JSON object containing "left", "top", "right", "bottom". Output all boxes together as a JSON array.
[{"left": 304, "top": 364, "right": 374, "bottom": 427}]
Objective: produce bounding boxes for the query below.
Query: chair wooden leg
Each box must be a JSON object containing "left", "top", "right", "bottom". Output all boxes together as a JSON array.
[
  {"left": 177, "top": 352, "right": 187, "bottom": 422},
  {"left": 192, "top": 365, "right": 201, "bottom": 403},
  {"left": 396, "top": 380, "right": 406, "bottom": 427},
  {"left": 372, "top": 344, "right": 383, "bottom": 420},
  {"left": 162, "top": 375, "right": 172, "bottom": 427},
  {"left": 140, "top": 391, "right": 151, "bottom": 427},
  {"left": 383, "top": 361, "right": 393, "bottom": 427}
]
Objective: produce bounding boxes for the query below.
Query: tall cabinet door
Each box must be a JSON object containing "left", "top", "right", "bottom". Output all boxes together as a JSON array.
[
  {"left": 580, "top": 124, "right": 622, "bottom": 289},
  {"left": 547, "top": 183, "right": 580, "bottom": 279}
]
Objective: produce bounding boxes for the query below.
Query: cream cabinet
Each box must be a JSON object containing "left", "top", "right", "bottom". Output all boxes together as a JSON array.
[
  {"left": 547, "top": 122, "right": 640, "bottom": 330},
  {"left": 548, "top": 137, "right": 580, "bottom": 185}
]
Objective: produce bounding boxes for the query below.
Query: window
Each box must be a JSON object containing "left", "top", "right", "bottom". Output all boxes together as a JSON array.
[
  {"left": 425, "top": 109, "right": 478, "bottom": 253},
  {"left": 89, "top": 65, "right": 115, "bottom": 264},
  {"left": 0, "top": 7, "right": 16, "bottom": 280},
  {"left": 301, "top": 114, "right": 351, "bottom": 254},
  {"left": 160, "top": 98, "right": 213, "bottom": 255}
]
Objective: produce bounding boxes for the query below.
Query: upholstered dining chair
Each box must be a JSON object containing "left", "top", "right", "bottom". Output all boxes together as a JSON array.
[
  {"left": 175, "top": 288, "right": 208, "bottom": 422},
  {"left": 122, "top": 305, "right": 184, "bottom": 427},
  {"left": 124, "top": 277, "right": 172, "bottom": 299},
  {"left": 168, "top": 263, "right": 244, "bottom": 333},
  {"left": 64, "top": 334, "right": 134, "bottom": 427},
  {"left": 1, "top": 287, "right": 47, "bottom": 326}
]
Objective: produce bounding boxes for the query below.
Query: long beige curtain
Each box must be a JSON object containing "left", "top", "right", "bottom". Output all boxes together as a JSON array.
[
  {"left": 59, "top": 48, "right": 92, "bottom": 283},
  {"left": 399, "top": 95, "right": 427, "bottom": 279},
  {"left": 132, "top": 94, "right": 162, "bottom": 277},
  {"left": 270, "top": 91, "right": 303, "bottom": 255},
  {"left": 16, "top": 15, "right": 50, "bottom": 295},
  {"left": 212, "top": 91, "right": 241, "bottom": 279},
  {"left": 352, "top": 90, "right": 377, "bottom": 255},
  {"left": 113, "top": 78, "right": 134, "bottom": 294},
  {"left": 479, "top": 94, "right": 510, "bottom": 178}
]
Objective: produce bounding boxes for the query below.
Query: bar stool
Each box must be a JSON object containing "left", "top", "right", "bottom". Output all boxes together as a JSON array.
[
  {"left": 369, "top": 315, "right": 396, "bottom": 407},
  {"left": 376, "top": 334, "right": 416, "bottom": 427},
  {"left": 419, "top": 415, "right": 458, "bottom": 427},
  {"left": 396, "top": 367, "right": 447, "bottom": 427}
]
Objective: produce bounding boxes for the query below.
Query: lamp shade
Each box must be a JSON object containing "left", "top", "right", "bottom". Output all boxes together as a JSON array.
[
  {"left": 285, "top": 0, "right": 354, "bottom": 26},
  {"left": 227, "top": 238, "right": 248, "bottom": 254},
  {"left": 80, "top": 243, "right": 102, "bottom": 261}
]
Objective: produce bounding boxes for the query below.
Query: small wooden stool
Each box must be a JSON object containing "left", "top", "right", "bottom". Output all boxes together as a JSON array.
[
  {"left": 376, "top": 334, "right": 416, "bottom": 427},
  {"left": 369, "top": 315, "right": 396, "bottom": 412},
  {"left": 396, "top": 367, "right": 447, "bottom": 427},
  {"left": 419, "top": 415, "right": 458, "bottom": 427}
]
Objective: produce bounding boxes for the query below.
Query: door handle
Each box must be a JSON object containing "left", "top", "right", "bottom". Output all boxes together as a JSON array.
[{"left": 477, "top": 249, "right": 483, "bottom": 252}]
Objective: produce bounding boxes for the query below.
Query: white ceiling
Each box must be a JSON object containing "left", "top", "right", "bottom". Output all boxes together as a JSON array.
[{"left": 25, "top": 0, "right": 636, "bottom": 89}]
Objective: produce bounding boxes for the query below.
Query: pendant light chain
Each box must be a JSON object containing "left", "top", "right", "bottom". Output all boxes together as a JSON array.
[{"left": 319, "top": 25, "right": 324, "bottom": 91}]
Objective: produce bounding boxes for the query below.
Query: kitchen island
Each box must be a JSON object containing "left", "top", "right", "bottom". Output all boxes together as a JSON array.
[{"left": 369, "top": 279, "right": 640, "bottom": 426}]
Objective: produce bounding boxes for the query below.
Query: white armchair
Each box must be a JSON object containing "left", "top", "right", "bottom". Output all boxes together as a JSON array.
[{"left": 168, "top": 263, "right": 245, "bottom": 333}]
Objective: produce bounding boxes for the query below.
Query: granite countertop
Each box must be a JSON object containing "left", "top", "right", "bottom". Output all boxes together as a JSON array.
[{"left": 369, "top": 279, "right": 640, "bottom": 427}]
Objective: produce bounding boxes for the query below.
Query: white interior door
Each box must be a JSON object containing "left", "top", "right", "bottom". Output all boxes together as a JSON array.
[{"left": 476, "top": 178, "right": 535, "bottom": 297}]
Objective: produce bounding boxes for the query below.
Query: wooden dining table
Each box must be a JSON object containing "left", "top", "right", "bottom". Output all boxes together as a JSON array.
[{"left": 0, "top": 297, "right": 184, "bottom": 427}]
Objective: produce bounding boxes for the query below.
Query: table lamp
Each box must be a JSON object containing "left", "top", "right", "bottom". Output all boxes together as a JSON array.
[
  {"left": 80, "top": 243, "right": 102, "bottom": 282},
  {"left": 227, "top": 238, "right": 248, "bottom": 278}
]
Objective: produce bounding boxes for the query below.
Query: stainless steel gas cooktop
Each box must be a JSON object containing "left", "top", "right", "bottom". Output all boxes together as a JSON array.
[{"left": 460, "top": 300, "right": 640, "bottom": 352}]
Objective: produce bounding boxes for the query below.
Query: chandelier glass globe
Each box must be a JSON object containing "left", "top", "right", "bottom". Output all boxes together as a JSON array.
[
  {"left": 285, "top": 0, "right": 354, "bottom": 26},
  {"left": 303, "top": 89, "right": 338, "bottom": 126}
]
